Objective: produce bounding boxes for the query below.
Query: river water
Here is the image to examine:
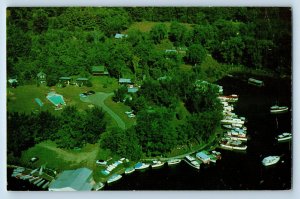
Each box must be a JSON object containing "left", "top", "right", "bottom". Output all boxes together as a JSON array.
[
  {"left": 7, "top": 74, "right": 292, "bottom": 190},
  {"left": 104, "top": 74, "right": 292, "bottom": 190}
]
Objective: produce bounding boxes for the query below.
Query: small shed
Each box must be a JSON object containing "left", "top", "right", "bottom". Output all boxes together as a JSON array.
[
  {"left": 59, "top": 77, "right": 72, "bottom": 85},
  {"left": 37, "top": 71, "right": 47, "bottom": 84},
  {"left": 92, "top": 65, "right": 109, "bottom": 76},
  {"left": 8, "top": 78, "right": 18, "bottom": 88},
  {"left": 119, "top": 78, "right": 132, "bottom": 84},
  {"left": 115, "top": 33, "right": 128, "bottom": 39},
  {"left": 76, "top": 78, "right": 89, "bottom": 87},
  {"left": 48, "top": 168, "right": 94, "bottom": 191}
]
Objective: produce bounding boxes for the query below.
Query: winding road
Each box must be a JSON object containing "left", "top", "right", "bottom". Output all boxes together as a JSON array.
[{"left": 81, "top": 92, "right": 126, "bottom": 130}]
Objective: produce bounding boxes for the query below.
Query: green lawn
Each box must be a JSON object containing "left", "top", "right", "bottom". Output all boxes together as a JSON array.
[
  {"left": 7, "top": 85, "right": 90, "bottom": 114},
  {"left": 20, "top": 140, "right": 133, "bottom": 182},
  {"left": 124, "top": 21, "right": 193, "bottom": 33},
  {"left": 104, "top": 95, "right": 136, "bottom": 129},
  {"left": 89, "top": 76, "right": 119, "bottom": 93}
]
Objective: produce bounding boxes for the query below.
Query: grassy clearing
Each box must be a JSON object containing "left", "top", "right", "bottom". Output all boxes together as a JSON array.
[
  {"left": 20, "top": 141, "right": 100, "bottom": 172},
  {"left": 20, "top": 140, "right": 135, "bottom": 182},
  {"left": 7, "top": 85, "right": 91, "bottom": 114},
  {"left": 124, "top": 21, "right": 193, "bottom": 33},
  {"left": 104, "top": 96, "right": 136, "bottom": 129},
  {"left": 89, "top": 76, "right": 118, "bottom": 93}
]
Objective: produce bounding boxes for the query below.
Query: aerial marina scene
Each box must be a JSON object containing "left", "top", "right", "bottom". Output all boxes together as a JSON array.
[{"left": 6, "top": 6, "right": 292, "bottom": 191}]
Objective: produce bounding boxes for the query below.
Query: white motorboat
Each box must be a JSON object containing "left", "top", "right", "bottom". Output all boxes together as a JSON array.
[
  {"left": 270, "top": 105, "right": 288, "bottom": 114},
  {"left": 262, "top": 156, "right": 280, "bottom": 166},
  {"left": 276, "top": 132, "right": 292, "bottom": 142}
]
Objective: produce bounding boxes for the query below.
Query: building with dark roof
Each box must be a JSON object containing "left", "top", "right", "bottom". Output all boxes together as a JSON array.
[
  {"left": 48, "top": 168, "right": 94, "bottom": 191},
  {"left": 92, "top": 65, "right": 109, "bottom": 76}
]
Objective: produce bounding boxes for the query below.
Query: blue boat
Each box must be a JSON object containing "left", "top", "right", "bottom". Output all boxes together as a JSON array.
[{"left": 107, "top": 174, "right": 122, "bottom": 184}]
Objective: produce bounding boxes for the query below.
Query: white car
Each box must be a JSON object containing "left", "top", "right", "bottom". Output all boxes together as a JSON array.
[
  {"left": 128, "top": 113, "right": 135, "bottom": 118},
  {"left": 125, "top": 110, "right": 133, "bottom": 115}
]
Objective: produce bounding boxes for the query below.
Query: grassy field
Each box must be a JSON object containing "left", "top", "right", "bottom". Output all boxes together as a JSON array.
[
  {"left": 104, "top": 95, "right": 136, "bottom": 129},
  {"left": 20, "top": 140, "right": 136, "bottom": 182},
  {"left": 7, "top": 85, "right": 91, "bottom": 114},
  {"left": 124, "top": 21, "right": 193, "bottom": 33},
  {"left": 89, "top": 76, "right": 119, "bottom": 93}
]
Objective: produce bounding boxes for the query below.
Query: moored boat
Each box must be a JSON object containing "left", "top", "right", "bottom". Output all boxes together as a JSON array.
[
  {"left": 184, "top": 155, "right": 200, "bottom": 169},
  {"left": 94, "top": 182, "right": 105, "bottom": 190},
  {"left": 151, "top": 160, "right": 165, "bottom": 169},
  {"left": 219, "top": 138, "right": 247, "bottom": 151},
  {"left": 270, "top": 105, "right": 288, "bottom": 114},
  {"left": 276, "top": 132, "right": 292, "bottom": 142},
  {"left": 134, "top": 162, "right": 150, "bottom": 171},
  {"left": 167, "top": 159, "right": 181, "bottom": 166},
  {"left": 262, "top": 156, "right": 280, "bottom": 166},
  {"left": 107, "top": 174, "right": 122, "bottom": 184},
  {"left": 124, "top": 167, "right": 135, "bottom": 174}
]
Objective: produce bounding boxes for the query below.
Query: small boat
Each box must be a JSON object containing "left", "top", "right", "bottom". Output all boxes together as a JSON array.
[
  {"left": 125, "top": 167, "right": 135, "bottom": 174},
  {"left": 262, "top": 156, "right": 280, "bottom": 166},
  {"left": 270, "top": 105, "right": 288, "bottom": 114},
  {"left": 37, "top": 179, "right": 45, "bottom": 187},
  {"left": 107, "top": 174, "right": 122, "bottom": 184},
  {"left": 276, "top": 132, "right": 292, "bottom": 142},
  {"left": 151, "top": 160, "right": 165, "bottom": 169},
  {"left": 167, "top": 159, "right": 181, "bottom": 166},
  {"left": 33, "top": 178, "right": 43, "bottom": 185},
  {"left": 29, "top": 177, "right": 39, "bottom": 183},
  {"left": 134, "top": 162, "right": 150, "bottom": 171},
  {"left": 248, "top": 78, "right": 264, "bottom": 87},
  {"left": 94, "top": 182, "right": 105, "bottom": 190},
  {"left": 42, "top": 181, "right": 50, "bottom": 189},
  {"left": 219, "top": 139, "right": 247, "bottom": 151},
  {"left": 184, "top": 155, "right": 200, "bottom": 169}
]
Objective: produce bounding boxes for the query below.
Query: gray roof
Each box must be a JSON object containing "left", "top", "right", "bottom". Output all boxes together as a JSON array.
[
  {"left": 119, "top": 78, "right": 131, "bottom": 83},
  {"left": 128, "top": 87, "right": 139, "bottom": 93},
  {"left": 76, "top": 77, "right": 89, "bottom": 81},
  {"left": 115, "top": 33, "right": 128, "bottom": 39},
  {"left": 59, "top": 77, "right": 71, "bottom": 80},
  {"left": 49, "top": 168, "right": 93, "bottom": 191}
]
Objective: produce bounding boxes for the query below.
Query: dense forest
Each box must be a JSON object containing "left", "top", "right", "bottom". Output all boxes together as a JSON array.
[
  {"left": 7, "top": 7, "right": 291, "bottom": 162},
  {"left": 7, "top": 7, "right": 291, "bottom": 82}
]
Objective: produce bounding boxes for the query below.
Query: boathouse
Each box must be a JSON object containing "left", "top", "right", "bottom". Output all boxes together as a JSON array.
[
  {"left": 196, "top": 152, "right": 211, "bottom": 164},
  {"left": 48, "top": 168, "right": 94, "bottom": 191}
]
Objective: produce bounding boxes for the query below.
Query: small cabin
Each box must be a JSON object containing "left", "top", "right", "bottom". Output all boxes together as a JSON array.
[
  {"left": 248, "top": 78, "right": 264, "bottom": 87},
  {"left": 37, "top": 71, "right": 47, "bottom": 84},
  {"left": 92, "top": 65, "right": 109, "bottom": 76},
  {"left": 76, "top": 78, "right": 89, "bottom": 87},
  {"left": 8, "top": 78, "right": 18, "bottom": 88},
  {"left": 59, "top": 77, "right": 72, "bottom": 85}
]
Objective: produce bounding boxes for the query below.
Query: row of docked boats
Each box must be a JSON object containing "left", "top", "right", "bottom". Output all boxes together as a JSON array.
[
  {"left": 11, "top": 167, "right": 51, "bottom": 189},
  {"left": 219, "top": 93, "right": 248, "bottom": 151},
  {"left": 105, "top": 159, "right": 183, "bottom": 185}
]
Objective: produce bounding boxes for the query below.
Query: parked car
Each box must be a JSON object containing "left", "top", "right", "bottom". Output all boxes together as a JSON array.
[
  {"left": 30, "top": 157, "right": 39, "bottom": 162},
  {"left": 87, "top": 90, "right": 95, "bottom": 95},
  {"left": 125, "top": 110, "right": 133, "bottom": 115},
  {"left": 128, "top": 113, "right": 135, "bottom": 118}
]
